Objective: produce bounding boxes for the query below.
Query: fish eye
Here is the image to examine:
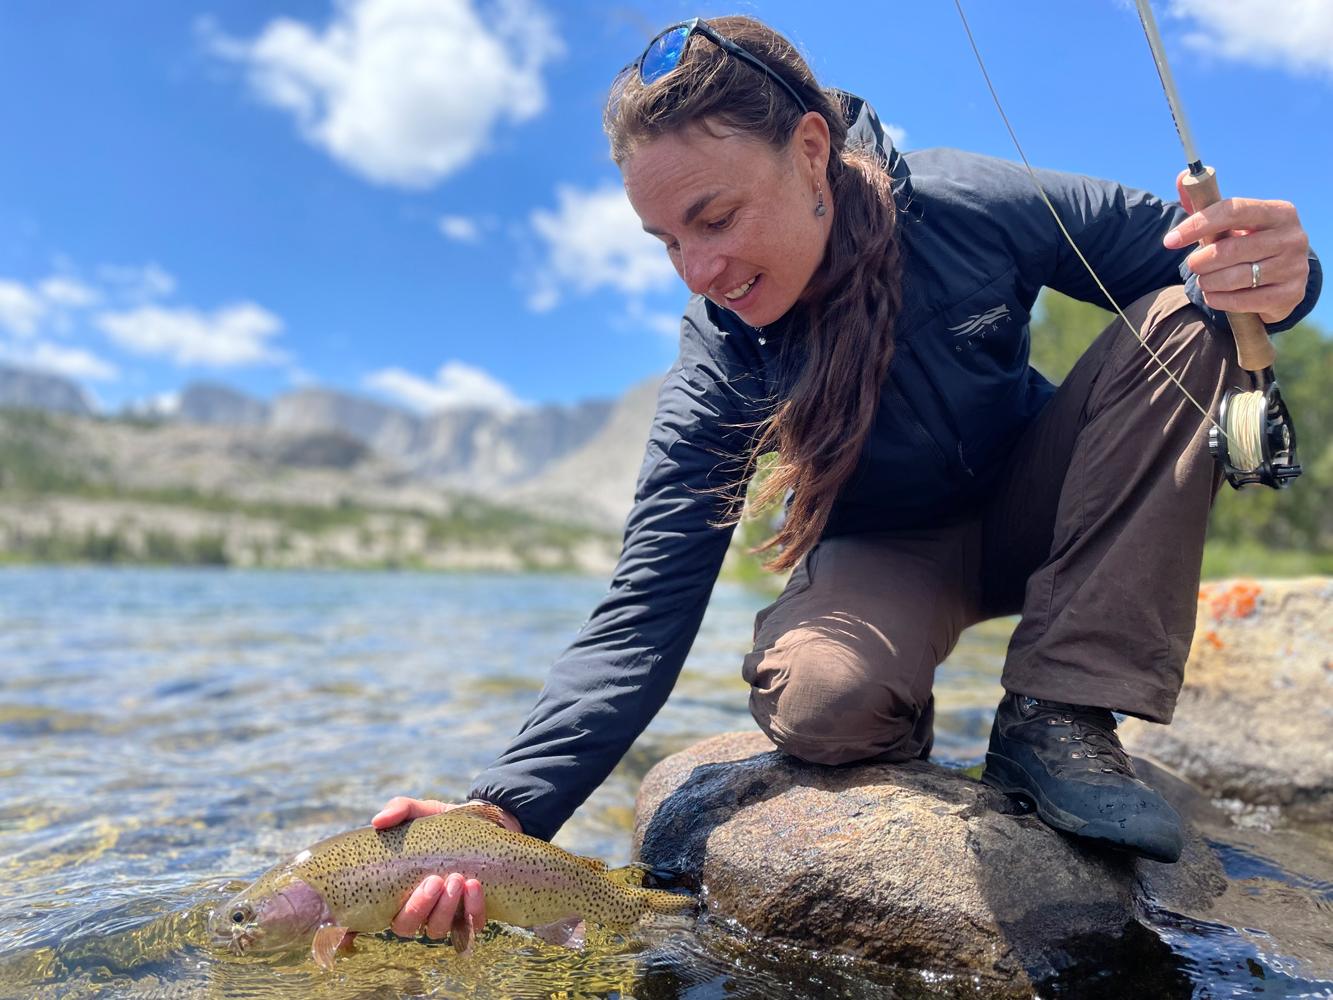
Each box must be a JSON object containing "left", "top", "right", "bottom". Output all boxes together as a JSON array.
[{"left": 231, "top": 909, "right": 248, "bottom": 924}]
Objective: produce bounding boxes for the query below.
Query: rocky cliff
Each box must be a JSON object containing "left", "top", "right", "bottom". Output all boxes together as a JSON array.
[
  {"left": 0, "top": 408, "right": 621, "bottom": 572},
  {"left": 0, "top": 365, "right": 94, "bottom": 417},
  {"left": 178, "top": 382, "right": 269, "bottom": 425},
  {"left": 0, "top": 372, "right": 664, "bottom": 535},
  {"left": 498, "top": 376, "right": 663, "bottom": 529},
  {"left": 193, "top": 382, "right": 643, "bottom": 514},
  {"left": 0, "top": 358, "right": 667, "bottom": 569}
]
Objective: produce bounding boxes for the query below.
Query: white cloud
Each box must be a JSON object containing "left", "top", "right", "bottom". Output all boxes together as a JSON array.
[
  {"left": 207, "top": 0, "right": 562, "bottom": 188},
  {"left": 0, "top": 341, "right": 119, "bottom": 382},
  {"left": 644, "top": 312, "right": 680, "bottom": 337},
  {"left": 0, "top": 264, "right": 290, "bottom": 384},
  {"left": 364, "top": 359, "right": 525, "bottom": 412},
  {"left": 98, "top": 262, "right": 177, "bottom": 302},
  {"left": 0, "top": 275, "right": 103, "bottom": 337},
  {"left": 529, "top": 183, "right": 680, "bottom": 311},
  {"left": 1170, "top": 0, "right": 1333, "bottom": 75},
  {"left": 623, "top": 298, "right": 681, "bottom": 339},
  {"left": 884, "top": 123, "right": 909, "bottom": 151},
  {"left": 0, "top": 281, "right": 45, "bottom": 338},
  {"left": 96, "top": 302, "right": 286, "bottom": 367},
  {"left": 38, "top": 277, "right": 99, "bottom": 308},
  {"left": 439, "top": 214, "right": 481, "bottom": 242},
  {"left": 126, "top": 391, "right": 182, "bottom": 418}
]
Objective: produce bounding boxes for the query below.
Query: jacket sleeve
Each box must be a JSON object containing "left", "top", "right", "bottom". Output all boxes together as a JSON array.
[
  {"left": 468, "top": 319, "right": 760, "bottom": 842},
  {"left": 1021, "top": 164, "right": 1321, "bottom": 335}
]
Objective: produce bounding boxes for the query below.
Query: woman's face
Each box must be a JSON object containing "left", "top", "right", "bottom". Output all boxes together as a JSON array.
[{"left": 621, "top": 114, "right": 832, "bottom": 328}]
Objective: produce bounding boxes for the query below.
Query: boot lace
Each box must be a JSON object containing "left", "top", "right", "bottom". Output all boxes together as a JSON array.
[
  {"left": 1027, "top": 699, "right": 1136, "bottom": 776},
  {"left": 1068, "top": 707, "right": 1135, "bottom": 775}
]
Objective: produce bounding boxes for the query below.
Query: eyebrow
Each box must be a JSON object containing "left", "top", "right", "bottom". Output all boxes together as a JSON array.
[
  {"left": 642, "top": 190, "right": 725, "bottom": 237},
  {"left": 683, "top": 190, "right": 723, "bottom": 225}
]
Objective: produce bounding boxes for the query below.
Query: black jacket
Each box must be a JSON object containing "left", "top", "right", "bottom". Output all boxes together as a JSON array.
[{"left": 472, "top": 97, "right": 1323, "bottom": 841}]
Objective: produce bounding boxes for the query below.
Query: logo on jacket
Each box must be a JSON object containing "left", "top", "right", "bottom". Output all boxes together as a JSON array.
[{"left": 948, "top": 304, "right": 1011, "bottom": 339}]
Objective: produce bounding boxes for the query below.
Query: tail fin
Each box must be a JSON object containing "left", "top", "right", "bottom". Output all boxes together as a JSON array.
[{"left": 639, "top": 887, "right": 698, "bottom": 916}]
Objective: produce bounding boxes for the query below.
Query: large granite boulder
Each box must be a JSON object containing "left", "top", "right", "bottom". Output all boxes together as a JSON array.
[
  {"left": 632, "top": 732, "right": 1228, "bottom": 988},
  {"left": 1121, "top": 578, "right": 1333, "bottom": 820}
]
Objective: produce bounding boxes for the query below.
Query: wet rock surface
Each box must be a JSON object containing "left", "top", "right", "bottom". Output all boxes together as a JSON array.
[
  {"left": 633, "top": 731, "right": 1333, "bottom": 990},
  {"left": 1122, "top": 578, "right": 1333, "bottom": 821}
]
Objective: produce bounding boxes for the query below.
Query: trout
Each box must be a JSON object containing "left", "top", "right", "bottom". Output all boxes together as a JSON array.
[{"left": 207, "top": 804, "right": 694, "bottom": 969}]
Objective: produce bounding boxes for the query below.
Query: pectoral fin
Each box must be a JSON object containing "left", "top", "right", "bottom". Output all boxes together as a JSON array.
[
  {"left": 311, "top": 924, "right": 351, "bottom": 970},
  {"left": 451, "top": 906, "right": 477, "bottom": 957},
  {"left": 532, "top": 915, "right": 586, "bottom": 950}
]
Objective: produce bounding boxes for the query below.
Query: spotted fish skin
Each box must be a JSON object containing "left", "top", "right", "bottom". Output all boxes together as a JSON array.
[{"left": 209, "top": 808, "right": 693, "bottom": 959}]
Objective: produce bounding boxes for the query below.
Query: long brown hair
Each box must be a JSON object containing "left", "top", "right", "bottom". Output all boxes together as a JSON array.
[{"left": 605, "top": 16, "right": 902, "bottom": 571}]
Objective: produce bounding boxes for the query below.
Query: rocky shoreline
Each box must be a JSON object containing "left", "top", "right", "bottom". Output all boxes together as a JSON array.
[
  {"left": 632, "top": 578, "right": 1333, "bottom": 992},
  {"left": 0, "top": 494, "right": 619, "bottom": 572},
  {"left": 1122, "top": 578, "right": 1333, "bottom": 822}
]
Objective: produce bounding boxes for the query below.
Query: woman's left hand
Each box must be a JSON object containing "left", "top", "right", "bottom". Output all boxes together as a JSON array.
[
  {"left": 1163, "top": 170, "right": 1310, "bottom": 325},
  {"left": 371, "top": 797, "right": 521, "bottom": 949}
]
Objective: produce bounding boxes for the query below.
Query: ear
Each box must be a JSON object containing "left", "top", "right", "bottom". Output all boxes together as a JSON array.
[{"left": 791, "top": 112, "right": 831, "bottom": 189}]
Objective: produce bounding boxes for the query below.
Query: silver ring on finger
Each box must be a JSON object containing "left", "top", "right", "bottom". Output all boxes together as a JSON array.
[{"left": 1251, "top": 261, "right": 1261, "bottom": 288}]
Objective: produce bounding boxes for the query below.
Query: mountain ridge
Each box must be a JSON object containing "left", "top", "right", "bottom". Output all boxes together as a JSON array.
[{"left": 0, "top": 365, "right": 663, "bottom": 533}]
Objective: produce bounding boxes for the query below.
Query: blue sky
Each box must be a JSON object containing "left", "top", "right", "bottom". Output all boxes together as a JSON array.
[{"left": 0, "top": 0, "right": 1328, "bottom": 412}]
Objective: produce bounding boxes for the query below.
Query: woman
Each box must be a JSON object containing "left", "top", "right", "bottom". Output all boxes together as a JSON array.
[{"left": 373, "top": 16, "right": 1320, "bottom": 939}]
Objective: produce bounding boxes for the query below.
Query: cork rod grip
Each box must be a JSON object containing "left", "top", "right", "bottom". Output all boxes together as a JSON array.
[{"left": 1180, "top": 166, "right": 1277, "bottom": 371}]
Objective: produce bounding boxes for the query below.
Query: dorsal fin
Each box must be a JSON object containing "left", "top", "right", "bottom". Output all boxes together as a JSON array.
[
  {"left": 442, "top": 802, "right": 512, "bottom": 827},
  {"left": 432, "top": 807, "right": 607, "bottom": 873}
]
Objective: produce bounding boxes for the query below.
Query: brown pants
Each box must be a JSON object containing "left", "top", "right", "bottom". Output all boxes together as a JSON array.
[{"left": 743, "top": 287, "right": 1240, "bottom": 765}]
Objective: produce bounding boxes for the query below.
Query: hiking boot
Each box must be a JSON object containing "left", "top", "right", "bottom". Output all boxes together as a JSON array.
[{"left": 981, "top": 693, "right": 1184, "bottom": 863}]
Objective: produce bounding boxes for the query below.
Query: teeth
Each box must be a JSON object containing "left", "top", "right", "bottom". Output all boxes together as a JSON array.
[{"left": 724, "top": 276, "right": 756, "bottom": 300}]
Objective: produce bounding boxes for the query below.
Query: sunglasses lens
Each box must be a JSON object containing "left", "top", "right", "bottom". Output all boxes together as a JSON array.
[{"left": 639, "top": 26, "right": 690, "bottom": 85}]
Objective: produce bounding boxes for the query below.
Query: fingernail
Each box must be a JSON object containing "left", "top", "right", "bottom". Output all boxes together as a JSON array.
[{"left": 1163, "top": 229, "right": 1181, "bottom": 248}]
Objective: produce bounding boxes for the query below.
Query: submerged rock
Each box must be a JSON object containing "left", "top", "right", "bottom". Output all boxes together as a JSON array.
[
  {"left": 632, "top": 732, "right": 1227, "bottom": 987},
  {"left": 1121, "top": 578, "right": 1333, "bottom": 821}
]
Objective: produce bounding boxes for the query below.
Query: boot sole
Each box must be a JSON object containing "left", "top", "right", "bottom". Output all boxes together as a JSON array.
[
  {"left": 981, "top": 751, "right": 1089, "bottom": 835},
  {"left": 981, "top": 750, "right": 1183, "bottom": 864}
]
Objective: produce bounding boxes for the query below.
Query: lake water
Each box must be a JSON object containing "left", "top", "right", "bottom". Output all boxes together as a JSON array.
[{"left": 0, "top": 567, "right": 1327, "bottom": 999}]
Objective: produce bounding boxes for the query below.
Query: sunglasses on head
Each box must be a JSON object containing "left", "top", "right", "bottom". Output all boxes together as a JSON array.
[{"left": 612, "top": 18, "right": 810, "bottom": 115}]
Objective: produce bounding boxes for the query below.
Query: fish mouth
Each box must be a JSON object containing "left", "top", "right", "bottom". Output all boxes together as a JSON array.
[
  {"left": 208, "top": 926, "right": 259, "bottom": 956},
  {"left": 207, "top": 912, "right": 260, "bottom": 955},
  {"left": 203, "top": 928, "right": 255, "bottom": 960}
]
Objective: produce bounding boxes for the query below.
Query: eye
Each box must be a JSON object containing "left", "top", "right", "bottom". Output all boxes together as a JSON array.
[
  {"left": 231, "top": 909, "right": 248, "bottom": 924},
  {"left": 706, "top": 213, "right": 735, "bottom": 231}
]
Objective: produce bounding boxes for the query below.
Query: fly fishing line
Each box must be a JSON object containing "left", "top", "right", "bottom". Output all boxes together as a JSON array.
[
  {"left": 952, "top": 0, "right": 1301, "bottom": 489},
  {"left": 1224, "top": 388, "right": 1267, "bottom": 473}
]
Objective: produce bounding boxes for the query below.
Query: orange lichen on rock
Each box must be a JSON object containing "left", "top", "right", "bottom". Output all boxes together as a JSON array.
[
  {"left": 1204, "top": 630, "right": 1224, "bottom": 650},
  {"left": 1204, "top": 580, "right": 1261, "bottom": 622}
]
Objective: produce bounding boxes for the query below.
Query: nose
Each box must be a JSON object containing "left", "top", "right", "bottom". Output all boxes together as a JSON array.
[{"left": 678, "top": 241, "right": 728, "bottom": 297}]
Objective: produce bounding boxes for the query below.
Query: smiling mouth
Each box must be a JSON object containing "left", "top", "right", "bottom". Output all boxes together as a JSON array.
[{"left": 723, "top": 275, "right": 757, "bottom": 301}]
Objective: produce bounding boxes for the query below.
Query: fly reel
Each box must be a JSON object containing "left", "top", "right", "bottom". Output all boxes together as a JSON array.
[{"left": 1208, "top": 369, "right": 1302, "bottom": 490}]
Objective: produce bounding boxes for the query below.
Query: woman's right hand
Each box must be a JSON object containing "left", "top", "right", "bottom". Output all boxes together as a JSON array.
[{"left": 371, "top": 797, "right": 521, "bottom": 948}]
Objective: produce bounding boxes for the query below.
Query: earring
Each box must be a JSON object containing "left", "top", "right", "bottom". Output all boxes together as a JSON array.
[{"left": 814, "top": 183, "right": 826, "bottom": 217}]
